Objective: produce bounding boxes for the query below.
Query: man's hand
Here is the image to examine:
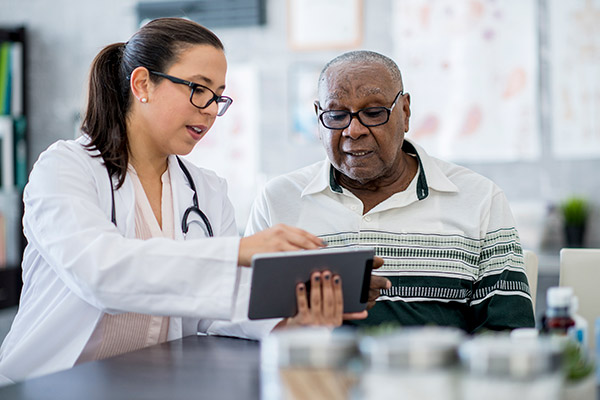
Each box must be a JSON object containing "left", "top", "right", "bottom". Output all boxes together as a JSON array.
[
  {"left": 367, "top": 256, "right": 391, "bottom": 310},
  {"left": 238, "top": 224, "right": 325, "bottom": 266}
]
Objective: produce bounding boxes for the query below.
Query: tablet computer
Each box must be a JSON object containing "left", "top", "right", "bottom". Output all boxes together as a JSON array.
[{"left": 248, "top": 247, "right": 375, "bottom": 320}]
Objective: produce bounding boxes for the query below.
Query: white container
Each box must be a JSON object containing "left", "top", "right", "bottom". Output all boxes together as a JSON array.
[
  {"left": 459, "top": 334, "right": 564, "bottom": 400},
  {"left": 596, "top": 318, "right": 600, "bottom": 383},
  {"left": 260, "top": 327, "right": 358, "bottom": 400},
  {"left": 358, "top": 327, "right": 464, "bottom": 400},
  {"left": 568, "top": 296, "right": 588, "bottom": 349}
]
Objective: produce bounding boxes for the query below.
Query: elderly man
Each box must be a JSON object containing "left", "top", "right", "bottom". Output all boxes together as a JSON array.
[{"left": 244, "top": 50, "right": 535, "bottom": 333}]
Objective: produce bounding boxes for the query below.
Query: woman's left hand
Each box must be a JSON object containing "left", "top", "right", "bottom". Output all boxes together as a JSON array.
[{"left": 273, "top": 270, "right": 367, "bottom": 330}]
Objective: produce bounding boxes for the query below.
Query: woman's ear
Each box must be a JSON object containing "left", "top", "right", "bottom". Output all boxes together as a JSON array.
[{"left": 129, "top": 66, "right": 151, "bottom": 103}]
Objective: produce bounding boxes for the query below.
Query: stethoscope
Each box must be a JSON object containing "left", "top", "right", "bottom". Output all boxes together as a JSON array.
[{"left": 107, "top": 156, "right": 214, "bottom": 237}]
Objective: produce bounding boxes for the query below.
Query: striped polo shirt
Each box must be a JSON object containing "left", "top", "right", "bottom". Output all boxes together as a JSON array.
[{"left": 245, "top": 139, "right": 535, "bottom": 333}]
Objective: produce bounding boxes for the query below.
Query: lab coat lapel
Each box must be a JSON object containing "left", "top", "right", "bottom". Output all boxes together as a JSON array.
[
  {"left": 112, "top": 173, "right": 136, "bottom": 238},
  {"left": 168, "top": 156, "right": 210, "bottom": 340},
  {"left": 83, "top": 141, "right": 135, "bottom": 238}
]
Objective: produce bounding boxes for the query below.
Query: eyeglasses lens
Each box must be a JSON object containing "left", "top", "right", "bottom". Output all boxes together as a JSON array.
[
  {"left": 321, "top": 107, "right": 389, "bottom": 129},
  {"left": 191, "top": 88, "right": 231, "bottom": 116}
]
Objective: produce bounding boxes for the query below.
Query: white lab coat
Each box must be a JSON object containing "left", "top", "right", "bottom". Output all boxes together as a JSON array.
[{"left": 0, "top": 136, "right": 242, "bottom": 384}]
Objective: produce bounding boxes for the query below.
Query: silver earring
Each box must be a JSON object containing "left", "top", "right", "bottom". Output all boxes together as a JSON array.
[{"left": 141, "top": 97, "right": 148, "bottom": 103}]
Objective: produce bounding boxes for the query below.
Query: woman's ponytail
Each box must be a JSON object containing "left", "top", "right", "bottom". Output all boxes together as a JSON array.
[{"left": 81, "top": 42, "right": 130, "bottom": 188}]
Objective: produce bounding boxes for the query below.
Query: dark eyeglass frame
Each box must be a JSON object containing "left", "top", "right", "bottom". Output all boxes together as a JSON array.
[
  {"left": 148, "top": 70, "right": 233, "bottom": 116},
  {"left": 316, "top": 90, "right": 404, "bottom": 130}
]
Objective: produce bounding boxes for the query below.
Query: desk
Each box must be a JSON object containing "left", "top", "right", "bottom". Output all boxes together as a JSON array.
[
  {"left": 0, "top": 335, "right": 261, "bottom": 400},
  {"left": 0, "top": 334, "right": 597, "bottom": 400}
]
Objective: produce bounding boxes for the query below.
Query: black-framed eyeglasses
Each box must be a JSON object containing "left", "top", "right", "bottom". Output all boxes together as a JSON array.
[
  {"left": 149, "top": 70, "right": 233, "bottom": 116},
  {"left": 316, "top": 90, "right": 404, "bottom": 130}
]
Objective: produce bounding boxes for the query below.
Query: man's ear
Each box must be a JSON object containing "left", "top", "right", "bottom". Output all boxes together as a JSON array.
[
  {"left": 129, "top": 66, "right": 151, "bottom": 103},
  {"left": 314, "top": 101, "right": 323, "bottom": 140},
  {"left": 402, "top": 93, "right": 411, "bottom": 133}
]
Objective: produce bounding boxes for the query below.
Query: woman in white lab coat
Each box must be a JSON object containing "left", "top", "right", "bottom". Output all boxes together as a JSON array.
[{"left": 0, "top": 18, "right": 350, "bottom": 384}]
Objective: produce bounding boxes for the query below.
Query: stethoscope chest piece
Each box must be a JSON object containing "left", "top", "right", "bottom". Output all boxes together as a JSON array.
[{"left": 107, "top": 156, "right": 214, "bottom": 237}]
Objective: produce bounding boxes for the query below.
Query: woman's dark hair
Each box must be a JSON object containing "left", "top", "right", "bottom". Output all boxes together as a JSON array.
[{"left": 81, "top": 18, "right": 224, "bottom": 189}]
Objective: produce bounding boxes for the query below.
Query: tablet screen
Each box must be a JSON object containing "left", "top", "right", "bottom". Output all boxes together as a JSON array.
[{"left": 248, "top": 247, "right": 375, "bottom": 320}]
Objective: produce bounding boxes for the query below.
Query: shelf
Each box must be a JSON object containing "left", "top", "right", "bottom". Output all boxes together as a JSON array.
[
  {"left": 0, "top": 266, "right": 21, "bottom": 309},
  {"left": 0, "top": 25, "right": 27, "bottom": 308}
]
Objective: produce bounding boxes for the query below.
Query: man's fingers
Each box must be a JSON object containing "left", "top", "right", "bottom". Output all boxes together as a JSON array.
[
  {"left": 366, "top": 276, "right": 390, "bottom": 310},
  {"left": 372, "top": 256, "right": 385, "bottom": 269},
  {"left": 366, "top": 290, "right": 379, "bottom": 310},
  {"left": 371, "top": 275, "right": 391, "bottom": 290},
  {"left": 368, "top": 288, "right": 380, "bottom": 302}
]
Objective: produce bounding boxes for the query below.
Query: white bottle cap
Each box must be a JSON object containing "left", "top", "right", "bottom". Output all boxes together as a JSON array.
[
  {"left": 510, "top": 328, "right": 539, "bottom": 340},
  {"left": 546, "top": 286, "right": 573, "bottom": 308}
]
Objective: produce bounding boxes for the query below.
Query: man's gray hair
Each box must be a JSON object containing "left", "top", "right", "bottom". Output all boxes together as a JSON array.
[{"left": 318, "top": 50, "right": 403, "bottom": 92}]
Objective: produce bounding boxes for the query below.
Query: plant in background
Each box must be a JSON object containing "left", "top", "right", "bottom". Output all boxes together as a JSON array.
[
  {"left": 563, "top": 340, "right": 595, "bottom": 382},
  {"left": 562, "top": 340, "right": 597, "bottom": 400},
  {"left": 560, "top": 196, "right": 589, "bottom": 248}
]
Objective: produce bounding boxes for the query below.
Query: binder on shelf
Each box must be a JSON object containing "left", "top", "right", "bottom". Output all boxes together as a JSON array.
[
  {"left": 0, "top": 211, "right": 6, "bottom": 267},
  {"left": 0, "top": 40, "right": 22, "bottom": 116},
  {"left": 0, "top": 115, "right": 14, "bottom": 189},
  {"left": 0, "top": 42, "right": 10, "bottom": 115},
  {"left": 10, "top": 41, "right": 23, "bottom": 116},
  {"left": 0, "top": 190, "right": 20, "bottom": 266},
  {"left": 13, "top": 116, "right": 26, "bottom": 189}
]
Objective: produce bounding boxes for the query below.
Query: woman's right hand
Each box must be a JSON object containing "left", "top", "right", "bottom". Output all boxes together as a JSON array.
[
  {"left": 238, "top": 224, "right": 325, "bottom": 266},
  {"left": 273, "top": 270, "right": 367, "bottom": 330}
]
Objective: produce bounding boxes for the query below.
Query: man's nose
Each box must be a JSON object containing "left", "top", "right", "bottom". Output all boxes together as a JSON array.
[{"left": 342, "top": 115, "right": 369, "bottom": 139}]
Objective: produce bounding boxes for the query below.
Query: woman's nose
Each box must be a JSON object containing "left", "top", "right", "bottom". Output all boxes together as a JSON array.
[{"left": 200, "top": 100, "right": 219, "bottom": 117}]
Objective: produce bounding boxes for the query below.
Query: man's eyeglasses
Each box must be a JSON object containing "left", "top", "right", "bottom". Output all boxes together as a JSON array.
[
  {"left": 149, "top": 70, "right": 233, "bottom": 116},
  {"left": 316, "top": 91, "right": 403, "bottom": 130}
]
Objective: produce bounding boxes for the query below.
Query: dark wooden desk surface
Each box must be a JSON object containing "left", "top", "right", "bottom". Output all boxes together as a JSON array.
[
  {"left": 0, "top": 335, "right": 261, "bottom": 400},
  {"left": 1, "top": 333, "right": 597, "bottom": 400}
]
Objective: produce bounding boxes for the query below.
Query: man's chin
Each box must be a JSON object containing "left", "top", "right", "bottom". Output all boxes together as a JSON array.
[{"left": 338, "top": 168, "right": 380, "bottom": 186}]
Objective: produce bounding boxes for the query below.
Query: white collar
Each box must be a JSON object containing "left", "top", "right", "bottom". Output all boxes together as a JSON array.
[{"left": 301, "top": 138, "right": 458, "bottom": 199}]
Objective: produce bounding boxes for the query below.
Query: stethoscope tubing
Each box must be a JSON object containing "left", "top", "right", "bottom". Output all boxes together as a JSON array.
[{"left": 107, "top": 156, "right": 214, "bottom": 237}]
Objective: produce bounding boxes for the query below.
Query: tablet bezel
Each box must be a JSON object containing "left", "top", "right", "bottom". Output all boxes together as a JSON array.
[{"left": 248, "top": 247, "right": 375, "bottom": 320}]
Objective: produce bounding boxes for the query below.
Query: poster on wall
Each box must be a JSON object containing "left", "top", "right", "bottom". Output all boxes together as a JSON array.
[
  {"left": 184, "top": 64, "right": 259, "bottom": 233},
  {"left": 392, "top": 0, "right": 540, "bottom": 162},
  {"left": 287, "top": 0, "right": 363, "bottom": 51},
  {"left": 549, "top": 0, "right": 600, "bottom": 160},
  {"left": 289, "top": 64, "right": 321, "bottom": 145}
]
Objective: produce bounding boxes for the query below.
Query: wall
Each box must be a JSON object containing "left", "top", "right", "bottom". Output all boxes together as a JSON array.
[{"left": 0, "top": 0, "right": 598, "bottom": 250}]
